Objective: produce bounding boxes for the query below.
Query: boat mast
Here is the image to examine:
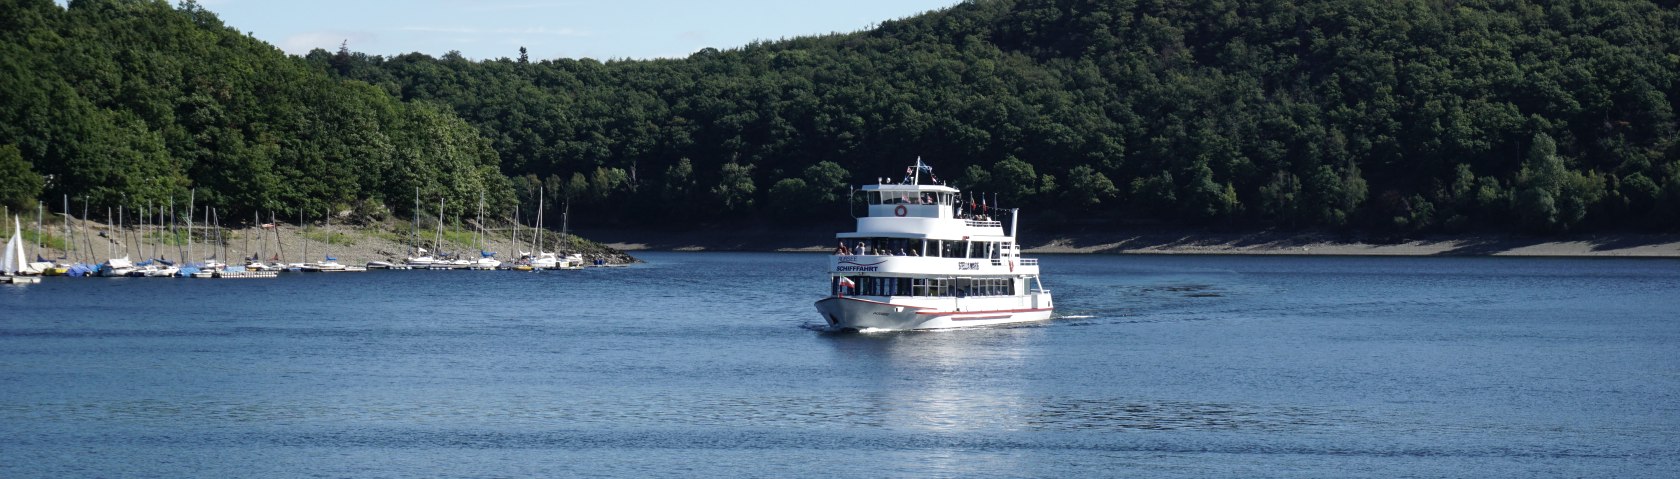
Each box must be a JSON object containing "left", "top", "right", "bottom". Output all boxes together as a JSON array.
[
  {"left": 271, "top": 211, "right": 283, "bottom": 264},
  {"left": 186, "top": 190, "right": 194, "bottom": 265},
  {"left": 157, "top": 203, "right": 164, "bottom": 260},
  {"left": 62, "top": 195, "right": 71, "bottom": 263},
  {"left": 410, "top": 187, "right": 419, "bottom": 257},
  {"left": 480, "top": 190, "right": 487, "bottom": 253},
  {"left": 80, "top": 198, "right": 90, "bottom": 263},
  {"left": 36, "top": 201, "right": 43, "bottom": 261},
  {"left": 215, "top": 207, "right": 225, "bottom": 263},
  {"left": 243, "top": 210, "right": 251, "bottom": 262},
  {"left": 535, "top": 185, "right": 544, "bottom": 254},
  {"left": 170, "top": 195, "right": 178, "bottom": 263},
  {"left": 434, "top": 196, "right": 444, "bottom": 258},
  {"left": 201, "top": 205, "right": 211, "bottom": 262}
]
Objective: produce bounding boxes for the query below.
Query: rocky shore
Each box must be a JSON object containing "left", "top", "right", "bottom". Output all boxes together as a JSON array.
[{"left": 579, "top": 226, "right": 1680, "bottom": 258}]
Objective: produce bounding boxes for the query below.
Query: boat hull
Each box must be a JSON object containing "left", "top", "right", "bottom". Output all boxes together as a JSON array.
[{"left": 814, "top": 294, "right": 1052, "bottom": 331}]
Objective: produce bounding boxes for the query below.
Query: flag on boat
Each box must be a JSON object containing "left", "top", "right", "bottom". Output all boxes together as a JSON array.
[{"left": 839, "top": 277, "right": 856, "bottom": 288}]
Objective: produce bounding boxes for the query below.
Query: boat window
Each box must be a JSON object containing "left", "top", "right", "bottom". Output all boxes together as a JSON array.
[
  {"left": 942, "top": 277, "right": 1018, "bottom": 297},
  {"left": 912, "top": 278, "right": 949, "bottom": 297},
  {"left": 867, "top": 192, "right": 881, "bottom": 205},
  {"left": 850, "top": 276, "right": 913, "bottom": 296}
]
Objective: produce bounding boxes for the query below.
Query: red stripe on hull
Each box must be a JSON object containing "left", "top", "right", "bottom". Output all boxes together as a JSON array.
[
  {"left": 951, "top": 315, "right": 1011, "bottom": 321},
  {"left": 916, "top": 307, "right": 1053, "bottom": 316}
]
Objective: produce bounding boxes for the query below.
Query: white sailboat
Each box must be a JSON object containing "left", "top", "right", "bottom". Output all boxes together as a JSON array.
[
  {"left": 3, "top": 215, "right": 42, "bottom": 283},
  {"left": 403, "top": 188, "right": 437, "bottom": 268},
  {"left": 467, "top": 193, "right": 501, "bottom": 270},
  {"left": 301, "top": 209, "right": 364, "bottom": 273}
]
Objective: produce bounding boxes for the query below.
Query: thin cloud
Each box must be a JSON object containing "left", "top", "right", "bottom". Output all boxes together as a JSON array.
[
  {"left": 397, "top": 26, "right": 588, "bottom": 37},
  {"left": 457, "top": 1, "right": 579, "bottom": 12}
]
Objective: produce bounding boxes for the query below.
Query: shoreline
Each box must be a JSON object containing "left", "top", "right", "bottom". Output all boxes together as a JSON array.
[
  {"left": 9, "top": 217, "right": 639, "bottom": 266},
  {"left": 577, "top": 227, "right": 1680, "bottom": 258}
]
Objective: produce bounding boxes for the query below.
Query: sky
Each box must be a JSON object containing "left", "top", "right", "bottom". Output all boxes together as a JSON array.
[{"left": 138, "top": 0, "right": 964, "bottom": 61}]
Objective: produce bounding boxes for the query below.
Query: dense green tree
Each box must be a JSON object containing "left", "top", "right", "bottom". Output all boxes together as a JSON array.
[
  {"left": 1062, "top": 165, "right": 1118, "bottom": 206},
  {"left": 0, "top": 144, "right": 43, "bottom": 209},
  {"left": 713, "top": 162, "right": 756, "bottom": 213}
]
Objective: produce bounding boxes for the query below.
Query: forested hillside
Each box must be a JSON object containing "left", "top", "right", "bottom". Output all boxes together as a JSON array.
[
  {"left": 0, "top": 0, "right": 512, "bottom": 223},
  {"left": 4, "top": 0, "right": 1679, "bottom": 234}
]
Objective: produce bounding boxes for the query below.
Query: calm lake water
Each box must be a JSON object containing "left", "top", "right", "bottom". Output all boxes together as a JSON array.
[{"left": 2, "top": 252, "right": 1677, "bottom": 477}]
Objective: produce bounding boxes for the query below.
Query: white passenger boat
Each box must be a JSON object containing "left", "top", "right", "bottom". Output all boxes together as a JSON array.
[{"left": 814, "top": 160, "right": 1053, "bottom": 331}]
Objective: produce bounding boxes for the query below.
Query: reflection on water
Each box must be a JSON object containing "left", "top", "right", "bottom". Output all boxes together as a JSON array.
[{"left": 823, "top": 327, "right": 1045, "bottom": 434}]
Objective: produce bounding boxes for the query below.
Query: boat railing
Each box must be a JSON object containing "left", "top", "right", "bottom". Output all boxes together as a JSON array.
[
  {"left": 1020, "top": 258, "right": 1039, "bottom": 266},
  {"left": 964, "top": 219, "right": 1002, "bottom": 228}
]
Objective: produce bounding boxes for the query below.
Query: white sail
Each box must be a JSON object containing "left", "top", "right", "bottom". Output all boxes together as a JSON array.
[{"left": 4, "top": 216, "right": 22, "bottom": 275}]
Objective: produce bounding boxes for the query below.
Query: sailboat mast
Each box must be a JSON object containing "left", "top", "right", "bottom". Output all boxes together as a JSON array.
[
  {"left": 440, "top": 194, "right": 446, "bottom": 257},
  {"left": 411, "top": 187, "right": 419, "bottom": 257},
  {"left": 535, "top": 185, "right": 544, "bottom": 253},
  {"left": 215, "top": 207, "right": 225, "bottom": 263},
  {"left": 170, "top": 195, "right": 179, "bottom": 263},
  {"left": 186, "top": 190, "right": 194, "bottom": 265},
  {"left": 243, "top": 210, "right": 251, "bottom": 262},
  {"left": 477, "top": 191, "right": 484, "bottom": 254},
  {"left": 62, "top": 195, "right": 71, "bottom": 263},
  {"left": 81, "top": 198, "right": 90, "bottom": 263},
  {"left": 270, "top": 211, "right": 282, "bottom": 264}
]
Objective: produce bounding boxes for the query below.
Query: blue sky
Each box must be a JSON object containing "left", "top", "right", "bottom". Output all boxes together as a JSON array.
[{"left": 152, "top": 0, "right": 963, "bottom": 60}]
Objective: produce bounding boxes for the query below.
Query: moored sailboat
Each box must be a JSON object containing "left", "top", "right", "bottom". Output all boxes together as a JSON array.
[{"left": 3, "top": 216, "right": 42, "bottom": 283}]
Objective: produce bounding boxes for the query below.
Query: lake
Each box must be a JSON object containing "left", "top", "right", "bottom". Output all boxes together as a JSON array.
[{"left": 2, "top": 252, "right": 1677, "bottom": 477}]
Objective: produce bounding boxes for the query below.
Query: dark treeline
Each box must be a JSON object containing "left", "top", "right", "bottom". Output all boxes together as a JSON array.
[
  {"left": 0, "top": 0, "right": 512, "bottom": 225},
  {"left": 4, "top": 0, "right": 1679, "bottom": 234}
]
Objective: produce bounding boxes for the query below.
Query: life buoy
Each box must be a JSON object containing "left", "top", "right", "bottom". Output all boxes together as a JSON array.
[{"left": 894, "top": 205, "right": 908, "bottom": 217}]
